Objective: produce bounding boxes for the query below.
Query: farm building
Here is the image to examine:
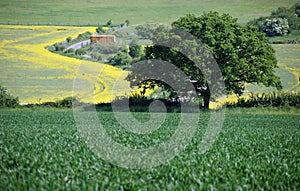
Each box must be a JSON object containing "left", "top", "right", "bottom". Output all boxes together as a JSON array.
[{"left": 90, "top": 34, "right": 116, "bottom": 44}]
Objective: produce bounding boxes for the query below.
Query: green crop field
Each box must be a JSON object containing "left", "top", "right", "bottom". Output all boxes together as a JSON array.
[
  {"left": 0, "top": 108, "right": 299, "bottom": 190},
  {"left": 0, "top": 0, "right": 299, "bottom": 25}
]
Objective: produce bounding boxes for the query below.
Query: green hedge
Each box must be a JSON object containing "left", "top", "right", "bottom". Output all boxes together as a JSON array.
[{"left": 227, "top": 92, "right": 300, "bottom": 108}]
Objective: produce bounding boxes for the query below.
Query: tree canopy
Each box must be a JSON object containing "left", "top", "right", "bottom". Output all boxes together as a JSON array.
[{"left": 127, "top": 12, "right": 282, "bottom": 108}]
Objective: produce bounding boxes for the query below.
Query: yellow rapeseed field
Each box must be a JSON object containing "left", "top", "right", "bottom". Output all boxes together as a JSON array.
[{"left": 0, "top": 25, "right": 130, "bottom": 104}]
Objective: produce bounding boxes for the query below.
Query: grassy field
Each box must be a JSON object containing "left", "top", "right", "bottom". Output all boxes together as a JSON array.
[
  {"left": 245, "top": 44, "right": 300, "bottom": 93},
  {"left": 0, "top": 108, "right": 299, "bottom": 190},
  {"left": 0, "top": 0, "right": 299, "bottom": 25},
  {"left": 273, "top": 44, "right": 300, "bottom": 92}
]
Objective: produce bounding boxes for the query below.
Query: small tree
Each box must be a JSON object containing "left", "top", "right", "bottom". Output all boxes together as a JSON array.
[
  {"left": 0, "top": 84, "right": 19, "bottom": 108},
  {"left": 106, "top": 19, "right": 112, "bottom": 26},
  {"left": 129, "top": 39, "right": 143, "bottom": 58},
  {"left": 109, "top": 52, "right": 132, "bottom": 66},
  {"left": 53, "top": 43, "right": 65, "bottom": 52},
  {"left": 66, "top": 36, "right": 72, "bottom": 43},
  {"left": 96, "top": 26, "right": 105, "bottom": 34}
]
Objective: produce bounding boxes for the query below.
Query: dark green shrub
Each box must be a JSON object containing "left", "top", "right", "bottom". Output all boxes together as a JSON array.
[
  {"left": 47, "top": 45, "right": 56, "bottom": 52},
  {"left": 109, "top": 52, "right": 132, "bottom": 66},
  {"left": 56, "top": 97, "right": 73, "bottom": 108},
  {"left": 30, "top": 97, "right": 77, "bottom": 108},
  {"left": 129, "top": 40, "right": 143, "bottom": 58},
  {"left": 53, "top": 43, "right": 66, "bottom": 52},
  {"left": 75, "top": 49, "right": 87, "bottom": 55},
  {"left": 106, "top": 19, "right": 112, "bottom": 26},
  {"left": 66, "top": 36, "right": 72, "bottom": 43},
  {"left": 66, "top": 48, "right": 75, "bottom": 54},
  {"left": 96, "top": 26, "right": 105, "bottom": 34}
]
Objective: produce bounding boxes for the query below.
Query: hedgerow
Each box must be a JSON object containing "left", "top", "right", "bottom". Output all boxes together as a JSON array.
[{"left": 227, "top": 92, "right": 300, "bottom": 108}]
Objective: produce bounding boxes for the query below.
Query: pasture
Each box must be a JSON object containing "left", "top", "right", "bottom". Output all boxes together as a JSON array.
[
  {"left": 0, "top": 108, "right": 299, "bottom": 190},
  {"left": 0, "top": 0, "right": 299, "bottom": 25},
  {"left": 245, "top": 44, "right": 300, "bottom": 93}
]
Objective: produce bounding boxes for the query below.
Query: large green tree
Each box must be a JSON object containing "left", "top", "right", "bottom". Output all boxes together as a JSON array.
[{"left": 127, "top": 12, "right": 282, "bottom": 108}]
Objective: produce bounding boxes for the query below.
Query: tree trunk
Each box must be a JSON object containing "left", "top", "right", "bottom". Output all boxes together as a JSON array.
[
  {"left": 203, "top": 95, "right": 210, "bottom": 109},
  {"left": 203, "top": 86, "right": 210, "bottom": 109}
]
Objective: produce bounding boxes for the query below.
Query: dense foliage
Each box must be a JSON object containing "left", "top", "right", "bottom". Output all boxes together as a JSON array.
[
  {"left": 128, "top": 12, "right": 282, "bottom": 108},
  {"left": 0, "top": 85, "right": 19, "bottom": 108},
  {"left": 26, "top": 97, "right": 75, "bottom": 108},
  {"left": 0, "top": 109, "right": 299, "bottom": 190},
  {"left": 109, "top": 51, "right": 132, "bottom": 67},
  {"left": 129, "top": 40, "right": 144, "bottom": 59},
  {"left": 248, "top": 3, "right": 300, "bottom": 36},
  {"left": 227, "top": 92, "right": 300, "bottom": 108},
  {"left": 271, "top": 3, "right": 300, "bottom": 30},
  {"left": 251, "top": 18, "right": 290, "bottom": 37}
]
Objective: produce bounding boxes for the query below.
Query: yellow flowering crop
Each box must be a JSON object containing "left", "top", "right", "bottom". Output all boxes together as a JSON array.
[{"left": 0, "top": 25, "right": 131, "bottom": 104}]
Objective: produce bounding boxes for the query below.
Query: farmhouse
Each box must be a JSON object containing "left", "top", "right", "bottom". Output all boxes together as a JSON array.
[{"left": 90, "top": 34, "right": 116, "bottom": 44}]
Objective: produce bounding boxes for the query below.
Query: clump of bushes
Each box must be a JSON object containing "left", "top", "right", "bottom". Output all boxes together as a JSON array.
[
  {"left": 0, "top": 85, "right": 19, "bottom": 108},
  {"left": 27, "top": 97, "right": 76, "bottom": 108},
  {"left": 248, "top": 3, "right": 300, "bottom": 37},
  {"left": 95, "top": 93, "right": 201, "bottom": 113},
  {"left": 67, "top": 31, "right": 92, "bottom": 45},
  {"left": 47, "top": 31, "right": 92, "bottom": 53},
  {"left": 227, "top": 92, "right": 300, "bottom": 108},
  {"left": 252, "top": 18, "right": 289, "bottom": 37}
]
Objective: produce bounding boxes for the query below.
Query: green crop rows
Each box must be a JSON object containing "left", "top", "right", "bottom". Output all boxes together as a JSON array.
[{"left": 0, "top": 109, "right": 299, "bottom": 190}]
